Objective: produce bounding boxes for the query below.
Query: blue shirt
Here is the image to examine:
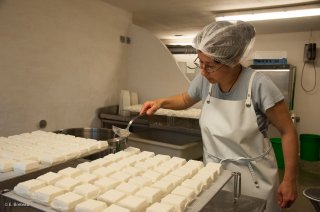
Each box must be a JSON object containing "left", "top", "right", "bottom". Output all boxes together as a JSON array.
[{"left": 187, "top": 67, "right": 284, "bottom": 136}]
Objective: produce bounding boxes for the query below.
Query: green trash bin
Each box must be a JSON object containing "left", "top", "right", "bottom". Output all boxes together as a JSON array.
[
  {"left": 300, "top": 134, "right": 320, "bottom": 161},
  {"left": 271, "top": 137, "right": 285, "bottom": 169}
]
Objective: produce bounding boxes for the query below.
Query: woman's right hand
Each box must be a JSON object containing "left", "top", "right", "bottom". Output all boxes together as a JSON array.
[{"left": 140, "top": 99, "right": 162, "bottom": 116}]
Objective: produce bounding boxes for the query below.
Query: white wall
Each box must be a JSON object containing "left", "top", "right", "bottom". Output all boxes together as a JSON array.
[
  {"left": 0, "top": 0, "right": 132, "bottom": 136},
  {"left": 126, "top": 25, "right": 190, "bottom": 103},
  {"left": 251, "top": 31, "right": 320, "bottom": 135}
]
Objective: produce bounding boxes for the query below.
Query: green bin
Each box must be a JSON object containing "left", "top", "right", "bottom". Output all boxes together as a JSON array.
[
  {"left": 271, "top": 137, "right": 284, "bottom": 169},
  {"left": 300, "top": 134, "right": 320, "bottom": 161}
]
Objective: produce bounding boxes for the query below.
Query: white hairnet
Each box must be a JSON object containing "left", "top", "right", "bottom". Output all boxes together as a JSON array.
[{"left": 192, "top": 21, "right": 255, "bottom": 67}]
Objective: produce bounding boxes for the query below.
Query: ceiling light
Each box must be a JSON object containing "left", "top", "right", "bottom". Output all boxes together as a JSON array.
[{"left": 215, "top": 7, "right": 320, "bottom": 22}]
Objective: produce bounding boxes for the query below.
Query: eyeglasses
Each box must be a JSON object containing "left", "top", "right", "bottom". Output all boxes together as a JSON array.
[{"left": 193, "top": 57, "right": 224, "bottom": 73}]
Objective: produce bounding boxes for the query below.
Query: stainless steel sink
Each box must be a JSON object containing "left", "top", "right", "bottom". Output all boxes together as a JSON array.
[{"left": 128, "top": 128, "right": 203, "bottom": 160}]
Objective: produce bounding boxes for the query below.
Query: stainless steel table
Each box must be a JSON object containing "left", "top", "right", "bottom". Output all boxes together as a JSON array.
[
  {"left": 200, "top": 190, "right": 266, "bottom": 212},
  {"left": 1, "top": 170, "right": 266, "bottom": 212}
]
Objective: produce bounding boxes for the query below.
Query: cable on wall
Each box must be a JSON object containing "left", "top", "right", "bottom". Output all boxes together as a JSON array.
[{"left": 300, "top": 30, "right": 317, "bottom": 93}]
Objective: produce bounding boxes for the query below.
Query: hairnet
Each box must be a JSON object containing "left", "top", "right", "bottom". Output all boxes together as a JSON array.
[{"left": 192, "top": 21, "right": 255, "bottom": 67}]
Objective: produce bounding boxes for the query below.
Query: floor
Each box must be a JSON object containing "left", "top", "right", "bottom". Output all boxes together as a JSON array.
[{"left": 281, "top": 160, "right": 320, "bottom": 212}]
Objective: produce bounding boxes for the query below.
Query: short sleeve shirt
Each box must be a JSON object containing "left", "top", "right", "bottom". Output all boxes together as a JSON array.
[{"left": 187, "top": 67, "right": 284, "bottom": 136}]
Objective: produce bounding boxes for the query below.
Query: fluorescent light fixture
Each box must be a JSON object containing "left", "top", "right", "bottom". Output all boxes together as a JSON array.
[
  {"left": 216, "top": 7, "right": 320, "bottom": 22},
  {"left": 168, "top": 42, "right": 193, "bottom": 45}
]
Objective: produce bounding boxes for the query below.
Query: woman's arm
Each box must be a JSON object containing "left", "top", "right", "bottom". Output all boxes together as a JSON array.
[
  {"left": 265, "top": 100, "right": 298, "bottom": 208},
  {"left": 140, "top": 92, "right": 198, "bottom": 115}
]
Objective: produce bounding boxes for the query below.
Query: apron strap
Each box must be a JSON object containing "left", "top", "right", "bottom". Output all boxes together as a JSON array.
[
  {"left": 208, "top": 138, "right": 273, "bottom": 188},
  {"left": 206, "top": 83, "right": 213, "bottom": 104},
  {"left": 245, "top": 71, "right": 257, "bottom": 107}
]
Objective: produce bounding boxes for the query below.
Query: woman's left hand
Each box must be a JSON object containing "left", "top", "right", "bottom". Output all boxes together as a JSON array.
[{"left": 277, "top": 179, "right": 297, "bottom": 208}]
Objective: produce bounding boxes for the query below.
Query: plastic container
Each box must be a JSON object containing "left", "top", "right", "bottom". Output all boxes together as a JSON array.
[
  {"left": 128, "top": 128, "right": 202, "bottom": 160},
  {"left": 271, "top": 137, "right": 284, "bottom": 169},
  {"left": 300, "top": 134, "right": 320, "bottom": 161}
]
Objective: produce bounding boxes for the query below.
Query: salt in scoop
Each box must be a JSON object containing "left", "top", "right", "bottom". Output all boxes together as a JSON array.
[{"left": 112, "top": 114, "right": 143, "bottom": 138}]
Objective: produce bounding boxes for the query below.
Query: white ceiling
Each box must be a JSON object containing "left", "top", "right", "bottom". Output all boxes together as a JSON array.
[{"left": 101, "top": 0, "right": 320, "bottom": 43}]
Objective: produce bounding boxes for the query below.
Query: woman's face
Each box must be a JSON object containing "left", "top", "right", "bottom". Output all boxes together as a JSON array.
[{"left": 197, "top": 51, "right": 226, "bottom": 84}]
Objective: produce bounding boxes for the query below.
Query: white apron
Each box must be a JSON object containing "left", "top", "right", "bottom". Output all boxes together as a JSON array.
[{"left": 199, "top": 72, "right": 281, "bottom": 212}]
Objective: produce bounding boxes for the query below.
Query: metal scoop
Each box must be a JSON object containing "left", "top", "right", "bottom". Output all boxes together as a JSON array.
[{"left": 112, "top": 114, "right": 143, "bottom": 138}]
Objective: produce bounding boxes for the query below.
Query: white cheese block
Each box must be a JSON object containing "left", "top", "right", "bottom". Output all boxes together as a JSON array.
[
  {"left": 14, "top": 179, "right": 47, "bottom": 199},
  {"left": 74, "top": 173, "right": 98, "bottom": 184},
  {"left": 102, "top": 204, "right": 130, "bottom": 212},
  {"left": 185, "top": 160, "right": 204, "bottom": 170},
  {"left": 205, "top": 162, "right": 223, "bottom": 175},
  {"left": 75, "top": 199, "right": 107, "bottom": 212},
  {"left": 109, "top": 171, "right": 131, "bottom": 182},
  {"left": 181, "top": 179, "right": 204, "bottom": 195},
  {"left": 169, "top": 157, "right": 187, "bottom": 167},
  {"left": 58, "top": 167, "right": 83, "bottom": 178},
  {"left": 124, "top": 154, "right": 143, "bottom": 166},
  {"left": 142, "top": 170, "right": 163, "bottom": 183},
  {"left": 180, "top": 164, "right": 199, "bottom": 176},
  {"left": 146, "top": 202, "right": 175, "bottom": 212},
  {"left": 76, "top": 162, "right": 99, "bottom": 172},
  {"left": 37, "top": 172, "right": 64, "bottom": 185},
  {"left": 13, "top": 160, "right": 40, "bottom": 173},
  {"left": 135, "top": 186, "right": 163, "bottom": 204},
  {"left": 161, "top": 174, "right": 183, "bottom": 187},
  {"left": 92, "top": 167, "right": 115, "bottom": 177},
  {"left": 31, "top": 185, "right": 65, "bottom": 206},
  {"left": 161, "top": 194, "right": 188, "bottom": 212},
  {"left": 153, "top": 165, "right": 172, "bottom": 175},
  {"left": 137, "top": 151, "right": 155, "bottom": 160},
  {"left": 170, "top": 168, "right": 192, "bottom": 181},
  {"left": 144, "top": 157, "right": 163, "bottom": 167},
  {"left": 97, "top": 189, "right": 127, "bottom": 205},
  {"left": 171, "top": 186, "right": 196, "bottom": 204},
  {"left": 103, "top": 154, "right": 120, "bottom": 162},
  {"left": 198, "top": 167, "right": 218, "bottom": 181},
  {"left": 93, "top": 177, "right": 121, "bottom": 193},
  {"left": 73, "top": 183, "right": 100, "bottom": 200},
  {"left": 134, "top": 161, "right": 154, "bottom": 171},
  {"left": 98, "top": 141, "right": 109, "bottom": 149},
  {"left": 107, "top": 162, "right": 127, "bottom": 172},
  {"left": 0, "top": 159, "right": 13, "bottom": 172},
  {"left": 115, "top": 182, "right": 139, "bottom": 195},
  {"left": 124, "top": 147, "right": 141, "bottom": 155},
  {"left": 192, "top": 172, "right": 213, "bottom": 188},
  {"left": 117, "top": 195, "right": 149, "bottom": 212},
  {"left": 91, "top": 158, "right": 113, "bottom": 167},
  {"left": 39, "top": 153, "right": 65, "bottom": 165},
  {"left": 153, "top": 154, "right": 171, "bottom": 162},
  {"left": 73, "top": 147, "right": 88, "bottom": 157},
  {"left": 128, "top": 176, "right": 152, "bottom": 187},
  {"left": 60, "top": 150, "right": 79, "bottom": 161},
  {"left": 117, "top": 157, "right": 137, "bottom": 167},
  {"left": 54, "top": 177, "right": 82, "bottom": 191},
  {"left": 114, "top": 151, "right": 131, "bottom": 159},
  {"left": 121, "top": 166, "right": 143, "bottom": 177},
  {"left": 182, "top": 160, "right": 204, "bottom": 175},
  {"left": 51, "top": 192, "right": 85, "bottom": 212},
  {"left": 151, "top": 180, "right": 174, "bottom": 195}
]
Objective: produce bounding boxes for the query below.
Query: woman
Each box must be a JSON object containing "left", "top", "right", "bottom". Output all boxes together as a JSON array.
[{"left": 140, "top": 21, "right": 298, "bottom": 211}]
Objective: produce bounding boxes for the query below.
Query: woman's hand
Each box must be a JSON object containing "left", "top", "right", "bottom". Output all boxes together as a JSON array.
[
  {"left": 140, "top": 99, "right": 162, "bottom": 115},
  {"left": 140, "top": 92, "right": 198, "bottom": 116},
  {"left": 278, "top": 179, "right": 297, "bottom": 208}
]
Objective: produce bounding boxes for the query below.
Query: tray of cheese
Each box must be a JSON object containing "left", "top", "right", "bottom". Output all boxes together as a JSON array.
[{"left": 1, "top": 147, "right": 233, "bottom": 212}]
